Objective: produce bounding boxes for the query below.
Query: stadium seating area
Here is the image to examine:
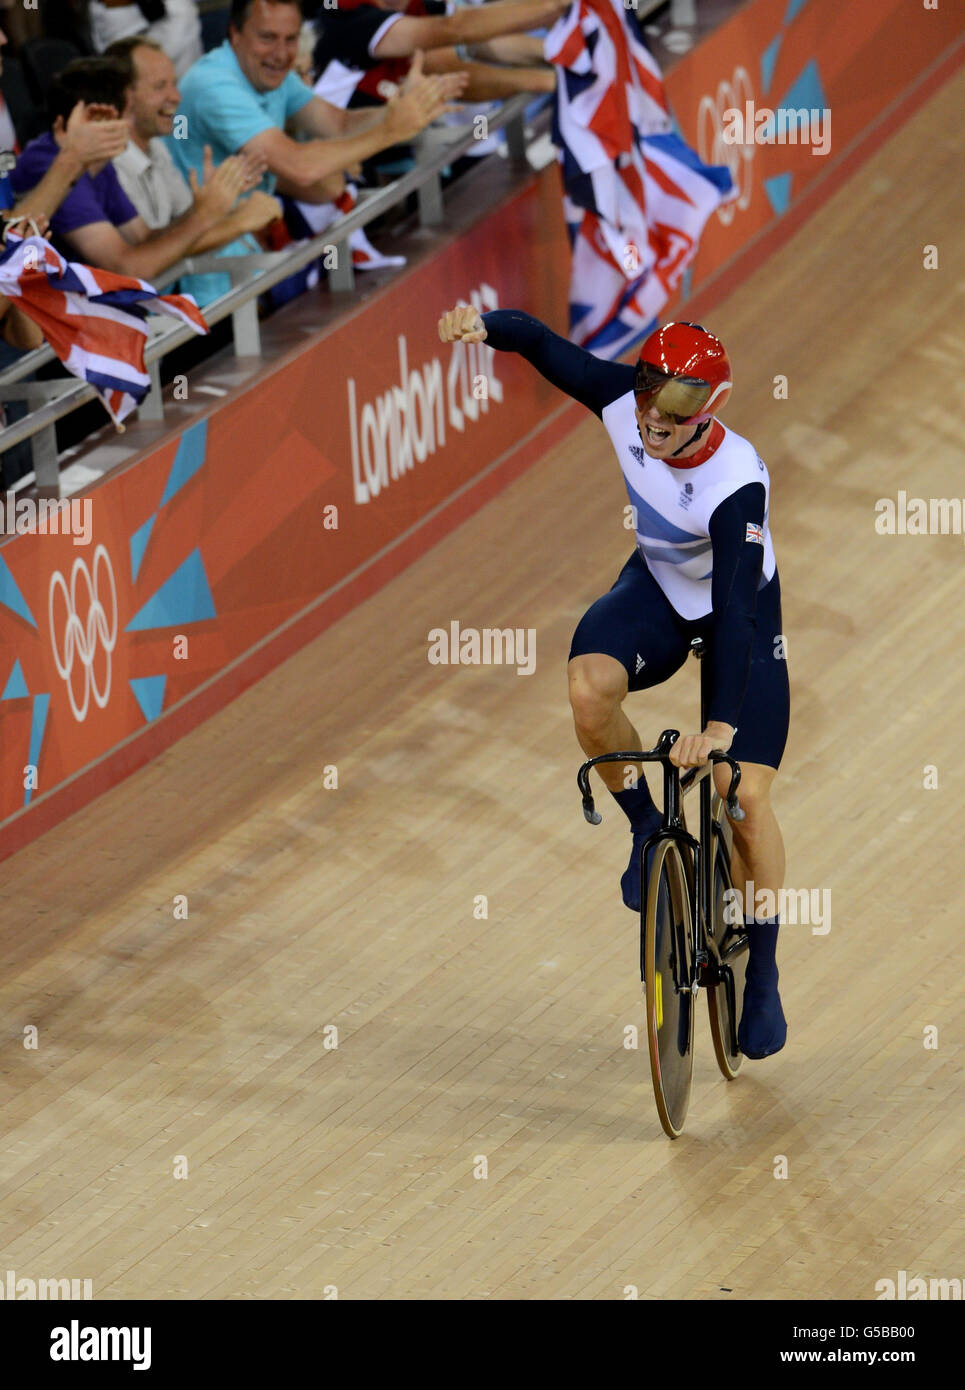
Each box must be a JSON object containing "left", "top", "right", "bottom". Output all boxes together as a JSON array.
[{"left": 0, "top": 0, "right": 577, "bottom": 481}]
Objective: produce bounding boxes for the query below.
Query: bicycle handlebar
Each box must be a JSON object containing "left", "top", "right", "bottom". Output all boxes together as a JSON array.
[{"left": 576, "top": 729, "right": 744, "bottom": 825}]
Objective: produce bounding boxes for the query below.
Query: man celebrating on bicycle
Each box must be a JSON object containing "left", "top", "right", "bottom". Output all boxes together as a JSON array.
[{"left": 438, "top": 305, "right": 790, "bottom": 1059}]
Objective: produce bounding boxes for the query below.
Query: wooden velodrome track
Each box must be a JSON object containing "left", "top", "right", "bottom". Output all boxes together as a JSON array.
[{"left": 2, "top": 72, "right": 963, "bottom": 1302}]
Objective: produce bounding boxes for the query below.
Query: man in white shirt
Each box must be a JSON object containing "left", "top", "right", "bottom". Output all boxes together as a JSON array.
[
  {"left": 89, "top": 0, "right": 203, "bottom": 80},
  {"left": 108, "top": 35, "right": 280, "bottom": 250}
]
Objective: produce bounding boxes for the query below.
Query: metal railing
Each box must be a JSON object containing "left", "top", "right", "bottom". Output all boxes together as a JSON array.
[{"left": 0, "top": 0, "right": 671, "bottom": 490}]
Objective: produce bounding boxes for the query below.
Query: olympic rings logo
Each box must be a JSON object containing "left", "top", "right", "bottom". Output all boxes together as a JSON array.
[
  {"left": 696, "top": 66, "right": 755, "bottom": 225},
  {"left": 48, "top": 544, "right": 118, "bottom": 723}
]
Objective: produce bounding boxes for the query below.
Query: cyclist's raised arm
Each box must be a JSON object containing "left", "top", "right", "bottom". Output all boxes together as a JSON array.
[
  {"left": 706, "top": 482, "right": 767, "bottom": 730},
  {"left": 438, "top": 304, "right": 632, "bottom": 417},
  {"left": 481, "top": 309, "right": 633, "bottom": 417}
]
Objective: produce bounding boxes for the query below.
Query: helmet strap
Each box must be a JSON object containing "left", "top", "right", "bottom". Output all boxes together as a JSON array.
[{"left": 670, "top": 419, "right": 711, "bottom": 457}]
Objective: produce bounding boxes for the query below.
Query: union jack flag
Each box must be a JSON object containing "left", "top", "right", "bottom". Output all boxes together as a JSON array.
[
  {"left": 0, "top": 234, "right": 208, "bottom": 427},
  {"left": 745, "top": 522, "right": 764, "bottom": 544},
  {"left": 545, "top": 0, "right": 736, "bottom": 359}
]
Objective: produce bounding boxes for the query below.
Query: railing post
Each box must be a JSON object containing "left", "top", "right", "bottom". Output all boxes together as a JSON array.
[
  {"left": 231, "top": 296, "right": 261, "bottom": 357},
  {"left": 30, "top": 423, "right": 60, "bottom": 495},
  {"left": 504, "top": 110, "right": 528, "bottom": 166},
  {"left": 138, "top": 359, "right": 165, "bottom": 422},
  {"left": 328, "top": 237, "right": 355, "bottom": 292},
  {"left": 670, "top": 0, "right": 697, "bottom": 24},
  {"left": 418, "top": 171, "right": 444, "bottom": 227}
]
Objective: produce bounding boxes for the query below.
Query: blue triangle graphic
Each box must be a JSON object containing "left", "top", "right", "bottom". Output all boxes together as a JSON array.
[
  {"left": 159, "top": 419, "right": 208, "bottom": 509},
  {"left": 130, "top": 674, "right": 167, "bottom": 722},
  {"left": 761, "top": 34, "right": 783, "bottom": 94},
  {"left": 0, "top": 554, "right": 36, "bottom": 626},
  {"left": 130, "top": 513, "right": 157, "bottom": 584},
  {"left": 778, "top": 60, "right": 828, "bottom": 121},
  {"left": 24, "top": 692, "right": 50, "bottom": 806},
  {"left": 784, "top": 0, "right": 810, "bottom": 25},
  {"left": 764, "top": 173, "right": 793, "bottom": 216},
  {"left": 125, "top": 548, "right": 216, "bottom": 631},
  {"left": 2, "top": 657, "right": 28, "bottom": 699}
]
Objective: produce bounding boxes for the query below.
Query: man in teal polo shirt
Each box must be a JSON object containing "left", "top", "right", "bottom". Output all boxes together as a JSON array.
[{"left": 169, "top": 0, "right": 464, "bottom": 304}]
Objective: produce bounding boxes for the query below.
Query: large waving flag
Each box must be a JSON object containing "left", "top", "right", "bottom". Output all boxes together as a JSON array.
[
  {"left": 0, "top": 234, "right": 208, "bottom": 427},
  {"left": 546, "top": 1, "right": 736, "bottom": 359}
]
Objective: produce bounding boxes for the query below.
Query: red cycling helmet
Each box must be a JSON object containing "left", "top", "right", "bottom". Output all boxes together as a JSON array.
[{"left": 633, "top": 321, "right": 732, "bottom": 425}]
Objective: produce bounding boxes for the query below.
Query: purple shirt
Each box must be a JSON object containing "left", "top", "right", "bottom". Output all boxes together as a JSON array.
[{"left": 10, "top": 132, "right": 138, "bottom": 254}]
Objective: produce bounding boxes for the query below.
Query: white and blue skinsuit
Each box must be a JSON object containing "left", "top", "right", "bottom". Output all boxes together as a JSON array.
[{"left": 482, "top": 308, "right": 789, "bottom": 769}]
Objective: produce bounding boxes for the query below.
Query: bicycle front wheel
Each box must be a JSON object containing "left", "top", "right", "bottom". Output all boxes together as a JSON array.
[{"left": 642, "top": 837, "right": 695, "bottom": 1138}]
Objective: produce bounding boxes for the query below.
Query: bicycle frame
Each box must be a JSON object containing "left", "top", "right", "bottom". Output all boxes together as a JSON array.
[
  {"left": 576, "top": 736, "right": 745, "bottom": 1022},
  {"left": 681, "top": 757, "right": 748, "bottom": 1053}
]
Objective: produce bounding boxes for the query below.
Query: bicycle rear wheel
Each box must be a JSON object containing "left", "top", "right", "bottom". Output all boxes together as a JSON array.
[
  {"left": 706, "top": 830, "right": 748, "bottom": 1080},
  {"left": 642, "top": 837, "right": 694, "bottom": 1138}
]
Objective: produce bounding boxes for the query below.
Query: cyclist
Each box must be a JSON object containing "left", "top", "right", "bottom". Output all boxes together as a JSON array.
[{"left": 438, "top": 305, "right": 790, "bottom": 1059}]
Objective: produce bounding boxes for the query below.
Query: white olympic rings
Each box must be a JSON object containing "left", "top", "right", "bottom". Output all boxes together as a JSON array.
[
  {"left": 696, "top": 66, "right": 755, "bottom": 225},
  {"left": 48, "top": 544, "right": 118, "bottom": 723}
]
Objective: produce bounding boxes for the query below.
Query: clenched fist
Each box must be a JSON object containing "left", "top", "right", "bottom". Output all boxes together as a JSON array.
[{"left": 438, "top": 304, "right": 487, "bottom": 343}]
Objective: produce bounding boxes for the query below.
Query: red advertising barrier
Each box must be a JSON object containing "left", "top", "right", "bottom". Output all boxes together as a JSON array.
[
  {"left": 0, "top": 0, "right": 961, "bottom": 859},
  {"left": 0, "top": 175, "right": 573, "bottom": 854},
  {"left": 664, "top": 0, "right": 963, "bottom": 294}
]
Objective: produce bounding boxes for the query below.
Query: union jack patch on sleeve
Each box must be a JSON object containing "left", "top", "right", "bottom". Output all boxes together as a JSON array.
[{"left": 745, "top": 522, "right": 764, "bottom": 544}]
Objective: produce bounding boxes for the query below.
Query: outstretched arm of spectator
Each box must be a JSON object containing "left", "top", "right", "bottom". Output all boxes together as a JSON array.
[
  {"left": 12, "top": 103, "right": 128, "bottom": 225},
  {"left": 291, "top": 56, "right": 466, "bottom": 140},
  {"left": 0, "top": 294, "right": 44, "bottom": 351},
  {"left": 464, "top": 35, "right": 552, "bottom": 66},
  {"left": 422, "top": 48, "right": 555, "bottom": 100},
  {"left": 373, "top": 0, "right": 570, "bottom": 58},
  {"left": 293, "top": 99, "right": 386, "bottom": 141},
  {"left": 243, "top": 54, "right": 465, "bottom": 199}
]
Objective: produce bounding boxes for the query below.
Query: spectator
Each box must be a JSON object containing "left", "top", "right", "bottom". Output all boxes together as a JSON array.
[
  {"left": 171, "top": 0, "right": 464, "bottom": 202},
  {"left": 9, "top": 58, "right": 272, "bottom": 288},
  {"left": 0, "top": 27, "right": 16, "bottom": 163},
  {"left": 168, "top": 0, "right": 466, "bottom": 299},
  {"left": 1, "top": 27, "right": 131, "bottom": 225},
  {"left": 106, "top": 35, "right": 280, "bottom": 253},
  {"left": 0, "top": 215, "right": 49, "bottom": 486},
  {"left": 312, "top": 0, "right": 563, "bottom": 109},
  {"left": 0, "top": 0, "right": 42, "bottom": 51},
  {"left": 88, "top": 0, "right": 204, "bottom": 79},
  {"left": 0, "top": 229, "right": 45, "bottom": 353},
  {"left": 0, "top": 294, "right": 43, "bottom": 351}
]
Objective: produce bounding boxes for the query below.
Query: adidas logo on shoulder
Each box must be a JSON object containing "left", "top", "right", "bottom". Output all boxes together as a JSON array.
[
  {"left": 635, "top": 654, "right": 646, "bottom": 673},
  {"left": 629, "top": 445, "right": 646, "bottom": 464}
]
